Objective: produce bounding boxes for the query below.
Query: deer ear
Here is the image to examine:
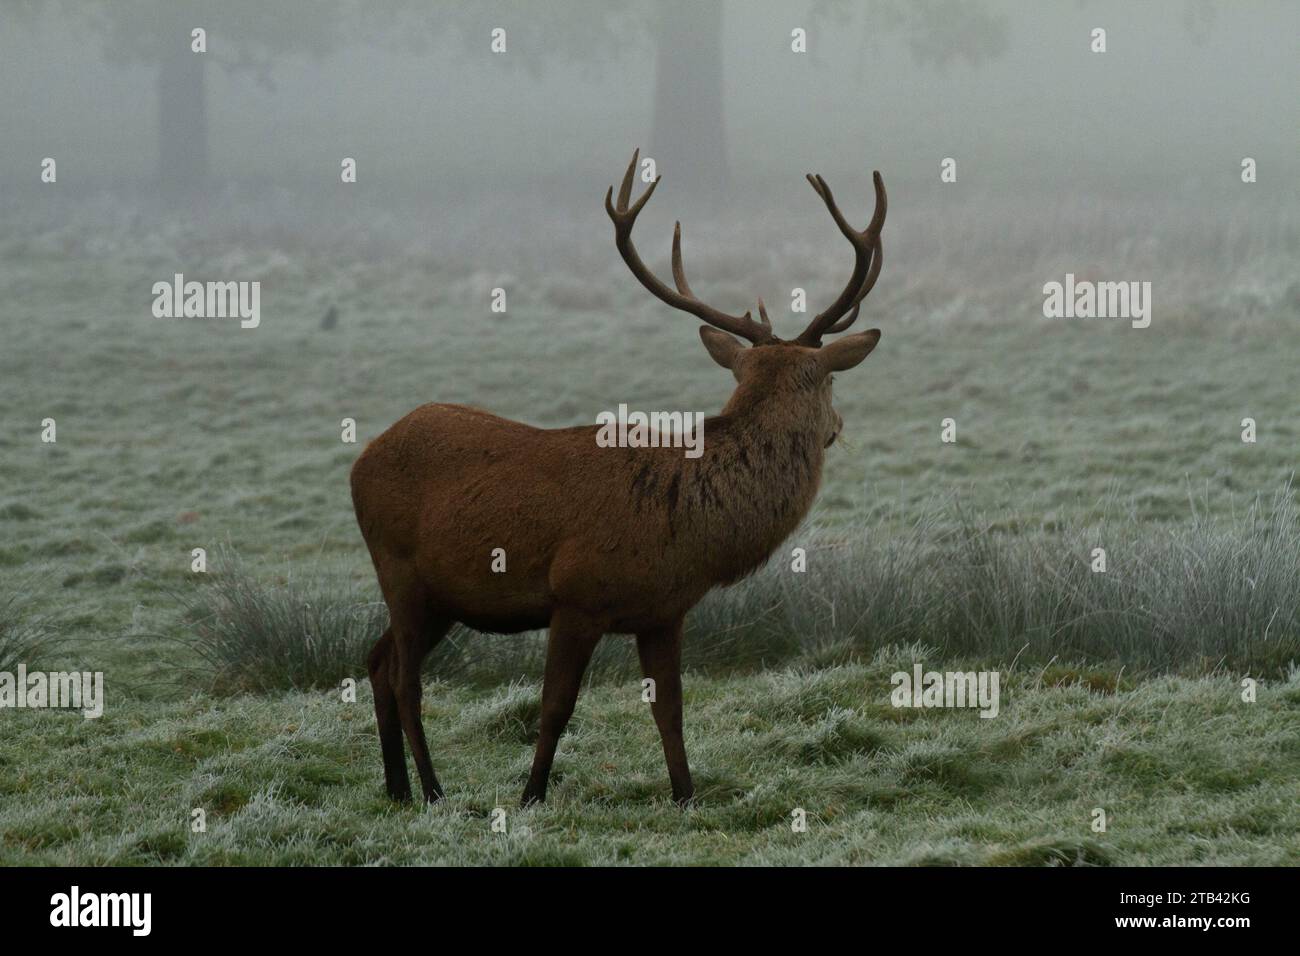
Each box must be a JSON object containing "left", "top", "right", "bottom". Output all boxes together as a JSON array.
[
  {"left": 818, "top": 329, "right": 881, "bottom": 372},
  {"left": 699, "top": 326, "right": 745, "bottom": 369}
]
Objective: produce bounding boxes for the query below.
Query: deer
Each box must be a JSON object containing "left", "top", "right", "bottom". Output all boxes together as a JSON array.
[{"left": 350, "top": 150, "right": 887, "bottom": 807}]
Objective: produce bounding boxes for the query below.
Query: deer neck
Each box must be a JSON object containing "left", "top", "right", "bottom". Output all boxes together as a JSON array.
[{"left": 682, "top": 392, "right": 826, "bottom": 583}]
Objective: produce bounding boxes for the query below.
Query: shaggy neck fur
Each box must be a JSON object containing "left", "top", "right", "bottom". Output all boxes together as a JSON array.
[{"left": 633, "top": 381, "right": 827, "bottom": 585}]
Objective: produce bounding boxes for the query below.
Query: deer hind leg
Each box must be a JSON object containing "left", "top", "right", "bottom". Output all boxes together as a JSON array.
[
  {"left": 636, "top": 621, "right": 694, "bottom": 806},
  {"left": 521, "top": 608, "right": 605, "bottom": 807},
  {"left": 368, "top": 628, "right": 410, "bottom": 801},
  {"left": 388, "top": 594, "right": 451, "bottom": 804}
]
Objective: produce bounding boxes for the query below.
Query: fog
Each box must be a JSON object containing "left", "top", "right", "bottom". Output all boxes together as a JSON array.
[
  {"left": 2, "top": 0, "right": 1295, "bottom": 203},
  {"left": 0, "top": 1, "right": 1296, "bottom": 329}
]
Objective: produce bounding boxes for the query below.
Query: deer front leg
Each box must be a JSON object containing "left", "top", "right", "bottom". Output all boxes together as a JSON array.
[
  {"left": 521, "top": 608, "right": 604, "bottom": 806},
  {"left": 636, "top": 620, "right": 693, "bottom": 806}
]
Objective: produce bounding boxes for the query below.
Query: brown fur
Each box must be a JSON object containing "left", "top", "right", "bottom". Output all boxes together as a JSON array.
[
  {"left": 353, "top": 156, "right": 887, "bottom": 806},
  {"left": 351, "top": 334, "right": 880, "bottom": 806}
]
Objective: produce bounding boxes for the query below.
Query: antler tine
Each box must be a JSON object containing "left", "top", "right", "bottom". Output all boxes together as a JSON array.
[
  {"left": 756, "top": 297, "right": 771, "bottom": 327},
  {"left": 796, "top": 170, "right": 887, "bottom": 345},
  {"left": 671, "top": 222, "right": 694, "bottom": 297},
  {"left": 606, "top": 150, "right": 774, "bottom": 345},
  {"left": 866, "top": 170, "right": 887, "bottom": 232},
  {"left": 808, "top": 174, "right": 854, "bottom": 239},
  {"left": 617, "top": 149, "right": 639, "bottom": 209},
  {"left": 605, "top": 149, "right": 661, "bottom": 223},
  {"left": 825, "top": 234, "right": 883, "bottom": 335}
]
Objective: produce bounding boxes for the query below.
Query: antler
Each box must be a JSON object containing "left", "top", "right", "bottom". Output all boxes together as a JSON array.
[
  {"left": 823, "top": 236, "right": 883, "bottom": 335},
  {"left": 795, "top": 170, "right": 887, "bottom": 345},
  {"left": 605, "top": 150, "right": 775, "bottom": 345}
]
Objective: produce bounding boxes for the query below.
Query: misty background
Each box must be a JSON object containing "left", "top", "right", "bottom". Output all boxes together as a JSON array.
[
  {"left": 0, "top": 0, "right": 1296, "bottom": 432},
  {"left": 4, "top": 0, "right": 1296, "bottom": 191},
  {"left": 2, "top": 1, "right": 1296, "bottom": 270}
]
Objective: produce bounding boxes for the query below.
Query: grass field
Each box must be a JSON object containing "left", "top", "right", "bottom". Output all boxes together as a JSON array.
[
  {"left": 1, "top": 194, "right": 1297, "bottom": 865},
  {"left": 3, "top": 652, "right": 1296, "bottom": 865}
]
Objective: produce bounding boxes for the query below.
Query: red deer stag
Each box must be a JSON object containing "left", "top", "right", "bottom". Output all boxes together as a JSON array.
[{"left": 351, "top": 151, "right": 886, "bottom": 806}]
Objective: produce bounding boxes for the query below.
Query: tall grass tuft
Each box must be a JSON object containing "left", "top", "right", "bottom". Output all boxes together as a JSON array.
[
  {"left": 179, "top": 490, "right": 1300, "bottom": 694},
  {"left": 174, "top": 553, "right": 551, "bottom": 692},
  {"left": 0, "top": 582, "right": 61, "bottom": 675},
  {"left": 702, "top": 487, "right": 1300, "bottom": 677},
  {"left": 174, "top": 554, "right": 388, "bottom": 694}
]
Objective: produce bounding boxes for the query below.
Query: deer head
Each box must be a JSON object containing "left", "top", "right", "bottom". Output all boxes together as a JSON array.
[{"left": 605, "top": 149, "right": 886, "bottom": 448}]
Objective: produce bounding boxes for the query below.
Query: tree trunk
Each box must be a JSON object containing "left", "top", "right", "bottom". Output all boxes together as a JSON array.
[
  {"left": 651, "top": 0, "right": 727, "bottom": 199},
  {"left": 157, "top": 18, "right": 209, "bottom": 198}
]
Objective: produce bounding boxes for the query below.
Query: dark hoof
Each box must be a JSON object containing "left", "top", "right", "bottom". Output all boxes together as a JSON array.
[{"left": 519, "top": 790, "right": 545, "bottom": 808}]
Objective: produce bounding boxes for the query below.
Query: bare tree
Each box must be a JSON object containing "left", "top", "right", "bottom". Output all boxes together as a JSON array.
[{"left": 12, "top": 0, "right": 355, "bottom": 197}]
